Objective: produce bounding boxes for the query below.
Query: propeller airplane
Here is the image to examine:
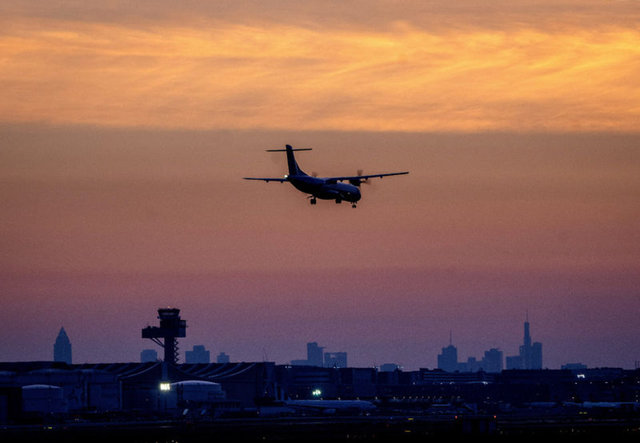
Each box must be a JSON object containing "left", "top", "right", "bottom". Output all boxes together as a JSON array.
[{"left": 244, "top": 144, "right": 409, "bottom": 208}]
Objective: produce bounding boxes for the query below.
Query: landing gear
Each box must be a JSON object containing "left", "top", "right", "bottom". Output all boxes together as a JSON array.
[
  {"left": 309, "top": 196, "right": 317, "bottom": 205},
  {"left": 352, "top": 203, "right": 357, "bottom": 208},
  {"left": 335, "top": 198, "right": 342, "bottom": 204}
]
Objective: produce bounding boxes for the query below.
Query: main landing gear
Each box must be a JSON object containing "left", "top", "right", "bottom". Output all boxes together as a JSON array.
[{"left": 308, "top": 196, "right": 357, "bottom": 208}]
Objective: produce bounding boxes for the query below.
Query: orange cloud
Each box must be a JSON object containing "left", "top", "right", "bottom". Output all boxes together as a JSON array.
[{"left": 0, "top": 17, "right": 638, "bottom": 131}]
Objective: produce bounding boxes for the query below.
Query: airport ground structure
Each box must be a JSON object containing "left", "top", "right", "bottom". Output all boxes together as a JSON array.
[{"left": 1, "top": 360, "right": 639, "bottom": 440}]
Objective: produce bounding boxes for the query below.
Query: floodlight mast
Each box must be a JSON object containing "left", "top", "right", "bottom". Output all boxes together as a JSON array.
[{"left": 141, "top": 308, "right": 187, "bottom": 365}]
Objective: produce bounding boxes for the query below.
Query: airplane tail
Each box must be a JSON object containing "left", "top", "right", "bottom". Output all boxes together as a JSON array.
[{"left": 266, "top": 145, "right": 311, "bottom": 176}]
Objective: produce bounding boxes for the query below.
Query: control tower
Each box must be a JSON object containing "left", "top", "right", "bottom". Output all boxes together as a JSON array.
[{"left": 142, "top": 308, "right": 187, "bottom": 365}]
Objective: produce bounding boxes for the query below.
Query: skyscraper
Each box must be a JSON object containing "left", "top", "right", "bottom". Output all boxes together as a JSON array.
[
  {"left": 506, "top": 315, "right": 543, "bottom": 369},
  {"left": 324, "top": 352, "right": 348, "bottom": 368},
  {"left": 307, "top": 342, "right": 324, "bottom": 367},
  {"left": 481, "top": 348, "right": 503, "bottom": 373},
  {"left": 53, "top": 327, "right": 72, "bottom": 364},
  {"left": 437, "top": 332, "right": 459, "bottom": 372}
]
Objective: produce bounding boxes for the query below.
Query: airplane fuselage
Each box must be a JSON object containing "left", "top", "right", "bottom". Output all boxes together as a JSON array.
[{"left": 288, "top": 174, "right": 361, "bottom": 203}]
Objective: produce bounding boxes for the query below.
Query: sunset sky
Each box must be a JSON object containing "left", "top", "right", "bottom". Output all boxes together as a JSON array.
[{"left": 1, "top": 1, "right": 639, "bottom": 370}]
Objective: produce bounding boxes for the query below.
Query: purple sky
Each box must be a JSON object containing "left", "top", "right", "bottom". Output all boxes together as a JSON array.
[{"left": 2, "top": 128, "right": 638, "bottom": 369}]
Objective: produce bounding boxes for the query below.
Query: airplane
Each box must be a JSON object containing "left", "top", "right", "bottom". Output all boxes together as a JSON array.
[
  {"left": 257, "top": 399, "right": 377, "bottom": 417},
  {"left": 244, "top": 144, "right": 409, "bottom": 208},
  {"left": 283, "top": 399, "right": 377, "bottom": 415}
]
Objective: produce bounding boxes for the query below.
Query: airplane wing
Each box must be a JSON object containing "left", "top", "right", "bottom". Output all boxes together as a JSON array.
[
  {"left": 329, "top": 171, "right": 409, "bottom": 182},
  {"left": 243, "top": 177, "right": 288, "bottom": 183}
]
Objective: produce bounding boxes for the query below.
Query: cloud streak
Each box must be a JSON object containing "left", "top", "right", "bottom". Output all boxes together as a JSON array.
[{"left": 1, "top": 7, "right": 639, "bottom": 132}]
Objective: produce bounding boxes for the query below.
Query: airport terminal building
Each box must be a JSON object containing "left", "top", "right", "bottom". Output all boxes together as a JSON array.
[{"left": 1, "top": 359, "right": 639, "bottom": 425}]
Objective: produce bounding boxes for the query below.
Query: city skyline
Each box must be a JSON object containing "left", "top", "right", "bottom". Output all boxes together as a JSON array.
[
  {"left": 41, "top": 314, "right": 635, "bottom": 371},
  {"left": 1, "top": 1, "right": 639, "bottom": 372},
  {"left": 3, "top": 235, "right": 638, "bottom": 370}
]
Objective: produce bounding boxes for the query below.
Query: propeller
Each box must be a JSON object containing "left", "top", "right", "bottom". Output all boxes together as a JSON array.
[{"left": 349, "top": 170, "right": 370, "bottom": 187}]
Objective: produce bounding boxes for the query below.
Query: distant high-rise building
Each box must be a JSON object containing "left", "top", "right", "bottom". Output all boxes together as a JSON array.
[
  {"left": 438, "top": 344, "right": 458, "bottom": 372},
  {"left": 216, "top": 352, "right": 230, "bottom": 364},
  {"left": 291, "top": 342, "right": 348, "bottom": 367},
  {"left": 324, "top": 352, "right": 347, "bottom": 368},
  {"left": 481, "top": 348, "right": 503, "bottom": 373},
  {"left": 437, "top": 333, "right": 504, "bottom": 373},
  {"left": 505, "top": 355, "right": 522, "bottom": 369},
  {"left": 530, "top": 342, "right": 543, "bottom": 369},
  {"left": 507, "top": 316, "right": 543, "bottom": 369},
  {"left": 307, "top": 342, "right": 324, "bottom": 367},
  {"left": 140, "top": 349, "right": 158, "bottom": 363},
  {"left": 53, "top": 327, "right": 72, "bottom": 364},
  {"left": 438, "top": 332, "right": 459, "bottom": 372},
  {"left": 185, "top": 345, "right": 210, "bottom": 364}
]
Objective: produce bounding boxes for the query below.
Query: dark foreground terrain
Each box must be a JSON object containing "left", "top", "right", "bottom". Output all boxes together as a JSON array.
[{"left": 3, "top": 414, "right": 640, "bottom": 442}]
